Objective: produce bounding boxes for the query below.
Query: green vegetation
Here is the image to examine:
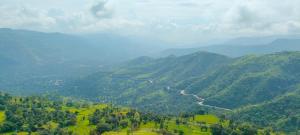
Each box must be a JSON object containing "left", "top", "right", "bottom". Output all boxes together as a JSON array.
[
  {"left": 63, "top": 51, "right": 300, "bottom": 133},
  {"left": 63, "top": 52, "right": 231, "bottom": 113},
  {"left": 1, "top": 29, "right": 300, "bottom": 134},
  {"left": 232, "top": 90, "right": 300, "bottom": 133},
  {"left": 0, "top": 92, "right": 272, "bottom": 135},
  {"left": 0, "top": 112, "right": 5, "bottom": 124},
  {"left": 187, "top": 51, "right": 300, "bottom": 108},
  {"left": 0, "top": 28, "right": 163, "bottom": 95}
]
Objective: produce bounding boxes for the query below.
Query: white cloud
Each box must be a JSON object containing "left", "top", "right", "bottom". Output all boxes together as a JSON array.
[
  {"left": 0, "top": 0, "right": 300, "bottom": 43},
  {"left": 90, "top": 0, "right": 113, "bottom": 19},
  {"left": 0, "top": 6, "right": 56, "bottom": 30}
]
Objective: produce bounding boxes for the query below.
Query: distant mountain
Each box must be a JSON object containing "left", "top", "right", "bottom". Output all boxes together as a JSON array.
[
  {"left": 82, "top": 33, "right": 167, "bottom": 64},
  {"left": 160, "top": 38, "right": 300, "bottom": 57},
  {"left": 0, "top": 28, "right": 165, "bottom": 93},
  {"left": 0, "top": 28, "right": 165, "bottom": 66},
  {"left": 223, "top": 35, "right": 300, "bottom": 46},
  {"left": 224, "top": 36, "right": 278, "bottom": 46}
]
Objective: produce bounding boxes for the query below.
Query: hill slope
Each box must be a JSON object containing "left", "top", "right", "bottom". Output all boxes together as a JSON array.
[
  {"left": 64, "top": 51, "right": 300, "bottom": 111},
  {"left": 62, "top": 51, "right": 300, "bottom": 132},
  {"left": 183, "top": 52, "right": 300, "bottom": 109},
  {"left": 232, "top": 89, "right": 300, "bottom": 132},
  {"left": 0, "top": 93, "right": 265, "bottom": 135},
  {"left": 62, "top": 52, "right": 231, "bottom": 113}
]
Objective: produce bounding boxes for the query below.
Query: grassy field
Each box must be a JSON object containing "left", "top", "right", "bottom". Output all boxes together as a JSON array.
[
  {"left": 64, "top": 104, "right": 107, "bottom": 135},
  {"left": 104, "top": 129, "right": 159, "bottom": 135},
  {"left": 0, "top": 111, "right": 5, "bottom": 124},
  {"left": 101, "top": 115, "right": 221, "bottom": 135}
]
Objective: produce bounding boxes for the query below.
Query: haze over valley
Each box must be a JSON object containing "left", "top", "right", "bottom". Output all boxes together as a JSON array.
[{"left": 0, "top": 0, "right": 300, "bottom": 134}]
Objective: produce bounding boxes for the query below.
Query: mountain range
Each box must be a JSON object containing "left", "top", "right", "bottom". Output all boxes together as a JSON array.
[
  {"left": 0, "top": 28, "right": 164, "bottom": 93},
  {"left": 160, "top": 38, "right": 300, "bottom": 57},
  {"left": 0, "top": 29, "right": 300, "bottom": 132}
]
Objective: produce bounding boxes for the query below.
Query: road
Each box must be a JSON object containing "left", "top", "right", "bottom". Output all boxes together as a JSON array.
[{"left": 180, "top": 90, "right": 232, "bottom": 111}]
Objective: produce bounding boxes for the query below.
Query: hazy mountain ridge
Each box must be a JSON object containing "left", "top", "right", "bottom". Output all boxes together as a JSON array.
[
  {"left": 0, "top": 28, "right": 165, "bottom": 93},
  {"left": 0, "top": 28, "right": 102, "bottom": 93},
  {"left": 160, "top": 38, "right": 300, "bottom": 57}
]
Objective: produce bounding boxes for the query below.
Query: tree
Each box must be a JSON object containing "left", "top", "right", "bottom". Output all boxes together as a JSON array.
[
  {"left": 238, "top": 124, "right": 257, "bottom": 135},
  {"left": 96, "top": 123, "right": 112, "bottom": 134},
  {"left": 120, "top": 120, "right": 128, "bottom": 128},
  {"left": 0, "top": 121, "right": 16, "bottom": 132},
  {"left": 178, "top": 130, "right": 184, "bottom": 135},
  {"left": 211, "top": 124, "right": 223, "bottom": 135},
  {"left": 0, "top": 104, "right": 5, "bottom": 111},
  {"left": 175, "top": 119, "right": 180, "bottom": 125}
]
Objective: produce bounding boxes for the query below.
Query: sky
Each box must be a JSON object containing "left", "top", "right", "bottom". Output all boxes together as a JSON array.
[{"left": 0, "top": 0, "right": 300, "bottom": 44}]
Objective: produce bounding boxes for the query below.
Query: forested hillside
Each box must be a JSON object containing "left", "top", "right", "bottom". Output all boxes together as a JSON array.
[
  {"left": 0, "top": 93, "right": 271, "bottom": 135},
  {"left": 62, "top": 52, "right": 231, "bottom": 113},
  {"left": 62, "top": 51, "right": 300, "bottom": 133},
  {"left": 232, "top": 89, "right": 300, "bottom": 132},
  {"left": 184, "top": 52, "right": 300, "bottom": 108},
  {"left": 64, "top": 51, "right": 300, "bottom": 110}
]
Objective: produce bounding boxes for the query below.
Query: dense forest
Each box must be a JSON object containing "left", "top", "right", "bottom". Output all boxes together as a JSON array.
[
  {"left": 0, "top": 92, "right": 276, "bottom": 135},
  {"left": 61, "top": 51, "right": 300, "bottom": 133}
]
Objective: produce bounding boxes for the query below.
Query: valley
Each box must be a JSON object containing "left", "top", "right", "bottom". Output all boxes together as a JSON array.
[
  {"left": 1, "top": 0, "right": 300, "bottom": 134},
  {"left": 0, "top": 29, "right": 299, "bottom": 134}
]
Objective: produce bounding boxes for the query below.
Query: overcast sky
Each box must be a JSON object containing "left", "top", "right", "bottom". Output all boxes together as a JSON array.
[{"left": 1, "top": 0, "right": 300, "bottom": 43}]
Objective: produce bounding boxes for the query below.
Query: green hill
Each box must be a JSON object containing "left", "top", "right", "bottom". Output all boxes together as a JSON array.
[
  {"left": 184, "top": 51, "right": 300, "bottom": 109},
  {"left": 64, "top": 51, "right": 300, "bottom": 111},
  {"left": 0, "top": 92, "right": 268, "bottom": 135},
  {"left": 232, "top": 89, "right": 300, "bottom": 132},
  {"left": 62, "top": 52, "right": 231, "bottom": 113},
  {"left": 62, "top": 51, "right": 300, "bottom": 133}
]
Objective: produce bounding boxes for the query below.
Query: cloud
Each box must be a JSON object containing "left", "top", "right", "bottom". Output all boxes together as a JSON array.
[
  {"left": 90, "top": 0, "right": 113, "bottom": 19},
  {"left": 235, "top": 6, "right": 258, "bottom": 25},
  {"left": 177, "top": 2, "right": 199, "bottom": 7},
  {"left": 0, "top": 6, "right": 56, "bottom": 31},
  {"left": 1, "top": 0, "right": 300, "bottom": 43}
]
